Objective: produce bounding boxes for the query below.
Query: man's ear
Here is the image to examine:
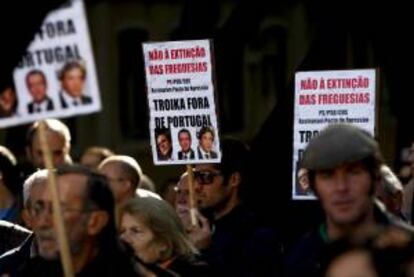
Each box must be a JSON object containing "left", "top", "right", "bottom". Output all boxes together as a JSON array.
[
  {"left": 228, "top": 172, "right": 242, "bottom": 189},
  {"left": 22, "top": 209, "right": 32, "bottom": 228},
  {"left": 87, "top": 211, "right": 109, "bottom": 236}
]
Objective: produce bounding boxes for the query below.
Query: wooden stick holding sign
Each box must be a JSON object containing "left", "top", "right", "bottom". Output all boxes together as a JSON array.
[
  {"left": 186, "top": 165, "right": 197, "bottom": 227},
  {"left": 38, "top": 121, "right": 74, "bottom": 277}
]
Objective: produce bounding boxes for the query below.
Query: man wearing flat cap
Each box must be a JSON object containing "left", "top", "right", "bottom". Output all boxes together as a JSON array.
[{"left": 285, "top": 124, "right": 414, "bottom": 277}]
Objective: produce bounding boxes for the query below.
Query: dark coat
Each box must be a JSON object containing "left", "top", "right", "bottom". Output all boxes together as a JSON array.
[
  {"left": 197, "top": 148, "right": 218, "bottom": 159},
  {"left": 178, "top": 149, "right": 195, "bottom": 160},
  {"left": 59, "top": 92, "right": 92, "bottom": 109},
  {"left": 201, "top": 205, "right": 283, "bottom": 276},
  {"left": 0, "top": 221, "right": 31, "bottom": 257},
  {"left": 0, "top": 233, "right": 33, "bottom": 276},
  {"left": 27, "top": 97, "right": 54, "bottom": 114},
  {"left": 16, "top": 244, "right": 138, "bottom": 277},
  {"left": 284, "top": 202, "right": 414, "bottom": 277}
]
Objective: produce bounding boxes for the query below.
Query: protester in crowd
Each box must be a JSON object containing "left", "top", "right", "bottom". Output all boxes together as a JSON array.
[
  {"left": 0, "top": 146, "right": 22, "bottom": 223},
  {"left": 25, "top": 69, "right": 54, "bottom": 114},
  {"left": 402, "top": 142, "right": 414, "bottom": 223},
  {"left": 16, "top": 165, "right": 138, "bottom": 276},
  {"left": 119, "top": 197, "right": 210, "bottom": 276},
  {"left": 159, "top": 177, "right": 179, "bottom": 208},
  {"left": 197, "top": 126, "right": 218, "bottom": 159},
  {"left": 26, "top": 119, "right": 72, "bottom": 170},
  {"left": 138, "top": 173, "right": 156, "bottom": 193},
  {"left": 376, "top": 165, "right": 405, "bottom": 220},
  {"left": 322, "top": 226, "right": 414, "bottom": 277},
  {"left": 59, "top": 60, "right": 92, "bottom": 109},
  {"left": 187, "top": 138, "right": 282, "bottom": 276},
  {"left": 80, "top": 146, "right": 114, "bottom": 170},
  {"left": 0, "top": 169, "right": 49, "bottom": 275},
  {"left": 285, "top": 124, "right": 414, "bottom": 277},
  {"left": 98, "top": 155, "right": 160, "bottom": 208}
]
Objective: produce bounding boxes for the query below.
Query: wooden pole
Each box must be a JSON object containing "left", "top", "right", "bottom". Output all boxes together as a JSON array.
[
  {"left": 186, "top": 164, "right": 197, "bottom": 227},
  {"left": 38, "top": 121, "right": 74, "bottom": 277}
]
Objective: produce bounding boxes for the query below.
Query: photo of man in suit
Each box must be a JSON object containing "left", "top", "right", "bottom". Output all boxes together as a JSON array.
[
  {"left": 197, "top": 126, "right": 218, "bottom": 159},
  {"left": 58, "top": 60, "right": 92, "bottom": 109},
  {"left": 26, "top": 70, "right": 54, "bottom": 114},
  {"left": 177, "top": 129, "right": 195, "bottom": 160}
]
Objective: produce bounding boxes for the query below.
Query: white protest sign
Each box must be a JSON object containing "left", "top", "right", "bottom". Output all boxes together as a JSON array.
[
  {"left": 0, "top": 0, "right": 100, "bottom": 128},
  {"left": 292, "top": 69, "right": 377, "bottom": 200},
  {"left": 143, "top": 39, "right": 221, "bottom": 165}
]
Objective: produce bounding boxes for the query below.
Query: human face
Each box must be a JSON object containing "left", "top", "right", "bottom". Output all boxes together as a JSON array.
[
  {"left": 24, "top": 181, "right": 48, "bottom": 228},
  {"left": 29, "top": 131, "right": 68, "bottom": 168},
  {"left": 175, "top": 174, "right": 191, "bottom": 228},
  {"left": 27, "top": 73, "right": 47, "bottom": 102},
  {"left": 157, "top": 134, "right": 171, "bottom": 156},
  {"left": 31, "top": 174, "right": 90, "bottom": 260},
  {"left": 0, "top": 87, "right": 16, "bottom": 115},
  {"left": 62, "top": 68, "right": 85, "bottom": 97},
  {"left": 326, "top": 250, "right": 377, "bottom": 277},
  {"left": 314, "top": 162, "right": 374, "bottom": 227},
  {"left": 120, "top": 213, "right": 166, "bottom": 264},
  {"left": 178, "top": 132, "right": 191, "bottom": 152},
  {"left": 99, "top": 162, "right": 130, "bottom": 204},
  {"left": 200, "top": 132, "right": 213, "bottom": 152},
  {"left": 298, "top": 168, "right": 310, "bottom": 191},
  {"left": 194, "top": 164, "right": 229, "bottom": 211}
]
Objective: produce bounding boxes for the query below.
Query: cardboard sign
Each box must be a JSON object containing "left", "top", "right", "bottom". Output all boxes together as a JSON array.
[
  {"left": 0, "top": 0, "right": 100, "bottom": 128},
  {"left": 292, "top": 69, "right": 377, "bottom": 200},
  {"left": 143, "top": 39, "right": 221, "bottom": 165}
]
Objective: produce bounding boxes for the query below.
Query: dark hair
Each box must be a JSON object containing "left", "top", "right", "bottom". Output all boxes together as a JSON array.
[
  {"left": 56, "top": 164, "right": 117, "bottom": 251},
  {"left": 214, "top": 138, "right": 250, "bottom": 199},
  {"left": 178, "top": 129, "right": 191, "bottom": 140},
  {"left": 58, "top": 60, "right": 86, "bottom": 81},
  {"left": 321, "top": 228, "right": 414, "bottom": 277},
  {"left": 198, "top": 126, "right": 215, "bottom": 141},
  {"left": 0, "top": 146, "right": 21, "bottom": 197},
  {"left": 155, "top": 128, "right": 172, "bottom": 160},
  {"left": 26, "top": 69, "right": 47, "bottom": 87}
]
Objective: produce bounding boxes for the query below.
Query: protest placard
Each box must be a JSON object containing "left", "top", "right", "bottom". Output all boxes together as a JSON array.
[
  {"left": 0, "top": 0, "right": 100, "bottom": 128},
  {"left": 292, "top": 69, "right": 377, "bottom": 200},
  {"left": 143, "top": 39, "right": 221, "bottom": 165}
]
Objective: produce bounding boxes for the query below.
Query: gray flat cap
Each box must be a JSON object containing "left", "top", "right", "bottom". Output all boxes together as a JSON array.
[{"left": 301, "top": 124, "right": 379, "bottom": 170}]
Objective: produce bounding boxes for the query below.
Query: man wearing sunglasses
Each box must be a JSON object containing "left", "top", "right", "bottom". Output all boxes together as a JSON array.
[{"left": 188, "top": 138, "right": 282, "bottom": 276}]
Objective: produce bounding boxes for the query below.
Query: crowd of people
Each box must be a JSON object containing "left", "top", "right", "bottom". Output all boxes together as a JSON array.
[{"left": 1, "top": 119, "right": 414, "bottom": 276}]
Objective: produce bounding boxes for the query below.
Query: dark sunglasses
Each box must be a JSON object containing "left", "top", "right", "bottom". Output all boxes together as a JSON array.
[{"left": 193, "top": 170, "right": 221, "bottom": 185}]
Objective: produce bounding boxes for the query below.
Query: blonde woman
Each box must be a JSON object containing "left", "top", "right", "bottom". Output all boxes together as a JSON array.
[{"left": 119, "top": 197, "right": 211, "bottom": 276}]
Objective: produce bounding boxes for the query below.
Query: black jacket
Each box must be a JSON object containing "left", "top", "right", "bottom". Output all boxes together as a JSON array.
[
  {"left": 59, "top": 92, "right": 92, "bottom": 109},
  {"left": 284, "top": 201, "right": 414, "bottom": 277},
  {"left": 201, "top": 205, "right": 283, "bottom": 276},
  {"left": 27, "top": 97, "right": 54, "bottom": 114}
]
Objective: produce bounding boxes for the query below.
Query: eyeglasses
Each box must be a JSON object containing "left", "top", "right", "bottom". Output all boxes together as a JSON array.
[{"left": 193, "top": 170, "right": 221, "bottom": 185}]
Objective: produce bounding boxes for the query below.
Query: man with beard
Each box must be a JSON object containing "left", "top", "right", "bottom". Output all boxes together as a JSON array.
[{"left": 17, "top": 165, "right": 137, "bottom": 276}]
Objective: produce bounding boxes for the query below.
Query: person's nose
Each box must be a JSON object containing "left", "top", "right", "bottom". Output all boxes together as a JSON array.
[
  {"left": 334, "top": 172, "right": 349, "bottom": 193},
  {"left": 36, "top": 207, "right": 54, "bottom": 228},
  {"left": 120, "top": 232, "right": 131, "bottom": 244}
]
